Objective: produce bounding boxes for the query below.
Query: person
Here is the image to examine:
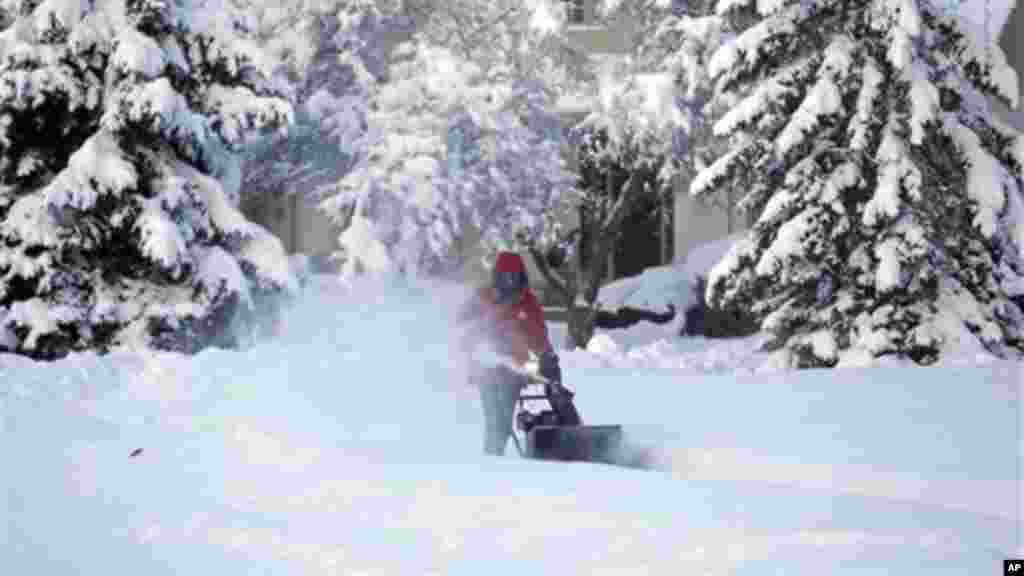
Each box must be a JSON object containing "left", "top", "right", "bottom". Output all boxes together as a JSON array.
[{"left": 457, "top": 251, "right": 581, "bottom": 455}]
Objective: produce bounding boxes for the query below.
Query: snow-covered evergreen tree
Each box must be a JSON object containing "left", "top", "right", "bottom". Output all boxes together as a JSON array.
[
  {"left": 692, "top": 0, "right": 1024, "bottom": 366},
  {"left": 0, "top": 0, "right": 296, "bottom": 359},
  {"left": 326, "top": 0, "right": 583, "bottom": 278}
]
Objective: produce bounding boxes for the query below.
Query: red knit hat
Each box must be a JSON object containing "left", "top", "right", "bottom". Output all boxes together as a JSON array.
[
  {"left": 493, "top": 252, "right": 528, "bottom": 303},
  {"left": 494, "top": 252, "right": 526, "bottom": 273}
]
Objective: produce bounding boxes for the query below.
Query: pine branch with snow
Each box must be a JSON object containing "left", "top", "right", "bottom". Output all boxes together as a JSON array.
[
  {"left": 694, "top": 0, "right": 1024, "bottom": 367},
  {"left": 0, "top": 0, "right": 296, "bottom": 359}
]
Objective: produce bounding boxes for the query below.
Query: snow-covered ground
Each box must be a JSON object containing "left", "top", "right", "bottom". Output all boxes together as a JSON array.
[{"left": 3, "top": 275, "right": 1021, "bottom": 575}]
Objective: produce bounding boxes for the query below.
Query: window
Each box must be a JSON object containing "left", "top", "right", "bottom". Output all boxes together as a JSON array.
[{"left": 564, "top": 0, "right": 584, "bottom": 24}]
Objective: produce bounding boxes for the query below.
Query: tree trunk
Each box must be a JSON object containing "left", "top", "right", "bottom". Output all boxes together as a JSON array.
[
  {"left": 531, "top": 156, "right": 651, "bottom": 351},
  {"left": 554, "top": 171, "right": 644, "bottom": 350},
  {"left": 566, "top": 304, "right": 596, "bottom": 350},
  {"left": 563, "top": 201, "right": 611, "bottom": 349}
]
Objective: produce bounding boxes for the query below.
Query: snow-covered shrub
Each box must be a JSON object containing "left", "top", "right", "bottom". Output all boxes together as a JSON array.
[
  {"left": 0, "top": 0, "right": 297, "bottom": 359},
  {"left": 593, "top": 265, "right": 685, "bottom": 330},
  {"left": 597, "top": 265, "right": 687, "bottom": 315},
  {"left": 692, "top": 0, "right": 1024, "bottom": 366}
]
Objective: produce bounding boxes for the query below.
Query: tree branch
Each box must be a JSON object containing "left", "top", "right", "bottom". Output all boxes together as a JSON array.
[
  {"left": 598, "top": 170, "right": 642, "bottom": 246},
  {"left": 578, "top": 170, "right": 645, "bottom": 312},
  {"left": 528, "top": 244, "right": 570, "bottom": 301}
]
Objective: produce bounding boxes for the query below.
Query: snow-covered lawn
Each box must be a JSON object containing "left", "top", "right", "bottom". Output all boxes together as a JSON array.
[{"left": 3, "top": 276, "right": 1021, "bottom": 574}]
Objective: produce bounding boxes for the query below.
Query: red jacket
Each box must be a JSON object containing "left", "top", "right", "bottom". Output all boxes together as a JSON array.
[{"left": 458, "top": 256, "right": 552, "bottom": 365}]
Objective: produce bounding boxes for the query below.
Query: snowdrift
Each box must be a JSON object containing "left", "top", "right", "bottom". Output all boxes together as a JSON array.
[{"left": 2, "top": 275, "right": 1021, "bottom": 574}]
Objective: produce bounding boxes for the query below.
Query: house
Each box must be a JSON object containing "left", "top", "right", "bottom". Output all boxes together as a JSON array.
[{"left": 243, "top": 0, "right": 1024, "bottom": 297}]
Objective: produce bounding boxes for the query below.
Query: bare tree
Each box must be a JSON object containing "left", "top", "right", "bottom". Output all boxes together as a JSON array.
[{"left": 524, "top": 0, "right": 726, "bottom": 349}]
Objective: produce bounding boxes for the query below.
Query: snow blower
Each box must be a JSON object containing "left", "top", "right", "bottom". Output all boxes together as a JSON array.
[
  {"left": 512, "top": 372, "right": 625, "bottom": 465},
  {"left": 470, "top": 345, "right": 639, "bottom": 467}
]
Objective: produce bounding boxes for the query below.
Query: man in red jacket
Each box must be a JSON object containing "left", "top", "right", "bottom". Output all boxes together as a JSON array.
[{"left": 458, "top": 251, "right": 580, "bottom": 455}]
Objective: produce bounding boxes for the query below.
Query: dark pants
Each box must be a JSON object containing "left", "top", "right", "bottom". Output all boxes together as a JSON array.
[{"left": 476, "top": 366, "right": 526, "bottom": 456}]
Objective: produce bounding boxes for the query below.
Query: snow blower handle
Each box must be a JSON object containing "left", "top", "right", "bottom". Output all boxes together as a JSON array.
[
  {"left": 471, "top": 345, "right": 543, "bottom": 379},
  {"left": 471, "top": 343, "right": 572, "bottom": 397},
  {"left": 538, "top": 349, "right": 562, "bottom": 385}
]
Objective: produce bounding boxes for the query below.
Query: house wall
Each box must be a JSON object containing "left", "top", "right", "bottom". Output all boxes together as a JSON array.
[
  {"left": 292, "top": 195, "right": 340, "bottom": 258},
  {"left": 243, "top": 190, "right": 341, "bottom": 269}
]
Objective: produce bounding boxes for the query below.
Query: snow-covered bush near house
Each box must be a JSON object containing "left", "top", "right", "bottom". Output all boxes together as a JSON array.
[
  {"left": 0, "top": 0, "right": 296, "bottom": 359},
  {"left": 3, "top": 276, "right": 1020, "bottom": 574},
  {"left": 589, "top": 234, "right": 745, "bottom": 336},
  {"left": 692, "top": 0, "right": 1024, "bottom": 367}
]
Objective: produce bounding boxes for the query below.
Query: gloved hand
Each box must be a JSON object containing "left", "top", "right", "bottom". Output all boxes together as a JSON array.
[{"left": 538, "top": 349, "right": 562, "bottom": 385}]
